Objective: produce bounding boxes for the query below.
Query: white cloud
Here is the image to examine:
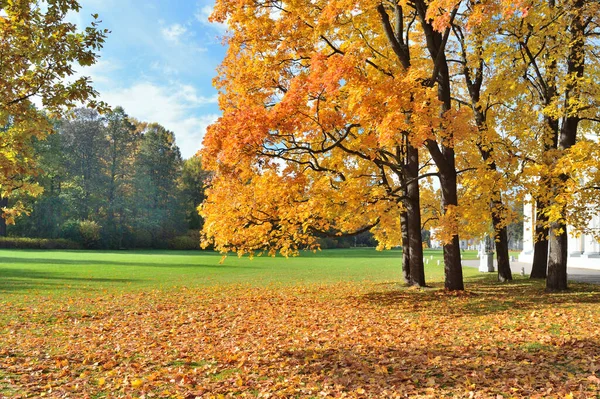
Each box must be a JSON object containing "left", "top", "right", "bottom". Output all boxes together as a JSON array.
[
  {"left": 100, "top": 82, "right": 219, "bottom": 158},
  {"left": 161, "top": 23, "right": 188, "bottom": 42},
  {"left": 150, "top": 61, "right": 179, "bottom": 76}
]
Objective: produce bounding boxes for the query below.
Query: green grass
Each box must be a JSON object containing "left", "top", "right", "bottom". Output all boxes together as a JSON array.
[{"left": 0, "top": 248, "right": 480, "bottom": 299}]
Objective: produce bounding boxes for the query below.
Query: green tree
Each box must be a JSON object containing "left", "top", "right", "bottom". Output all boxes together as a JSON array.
[
  {"left": 0, "top": 0, "right": 108, "bottom": 233},
  {"left": 60, "top": 108, "right": 107, "bottom": 221},
  {"left": 180, "top": 156, "right": 211, "bottom": 230},
  {"left": 132, "top": 123, "right": 185, "bottom": 246},
  {"left": 102, "top": 107, "right": 138, "bottom": 248}
]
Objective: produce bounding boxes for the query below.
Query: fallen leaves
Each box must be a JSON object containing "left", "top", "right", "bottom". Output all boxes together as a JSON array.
[{"left": 1, "top": 282, "right": 600, "bottom": 398}]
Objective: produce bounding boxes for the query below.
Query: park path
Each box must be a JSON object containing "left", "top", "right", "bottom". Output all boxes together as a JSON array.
[{"left": 462, "top": 259, "right": 600, "bottom": 285}]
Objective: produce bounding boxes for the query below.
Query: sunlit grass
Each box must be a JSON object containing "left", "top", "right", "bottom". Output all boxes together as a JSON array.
[{"left": 0, "top": 248, "right": 480, "bottom": 301}]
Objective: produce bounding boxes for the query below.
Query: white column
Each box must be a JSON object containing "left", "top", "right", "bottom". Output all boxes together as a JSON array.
[
  {"left": 522, "top": 199, "right": 534, "bottom": 254},
  {"left": 583, "top": 216, "right": 600, "bottom": 258},
  {"left": 568, "top": 229, "right": 582, "bottom": 256}
]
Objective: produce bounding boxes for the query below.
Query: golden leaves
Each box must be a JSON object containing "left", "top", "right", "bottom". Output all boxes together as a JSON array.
[{"left": 3, "top": 282, "right": 600, "bottom": 397}]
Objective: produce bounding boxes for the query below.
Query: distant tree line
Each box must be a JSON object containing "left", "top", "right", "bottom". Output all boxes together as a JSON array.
[{"left": 4, "top": 107, "right": 209, "bottom": 249}]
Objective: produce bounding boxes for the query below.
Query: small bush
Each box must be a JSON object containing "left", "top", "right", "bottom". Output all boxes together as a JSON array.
[
  {"left": 60, "top": 219, "right": 82, "bottom": 242},
  {"left": 0, "top": 237, "right": 81, "bottom": 249},
  {"left": 317, "top": 237, "right": 339, "bottom": 250},
  {"left": 168, "top": 235, "right": 201, "bottom": 250},
  {"left": 79, "top": 220, "right": 101, "bottom": 249}
]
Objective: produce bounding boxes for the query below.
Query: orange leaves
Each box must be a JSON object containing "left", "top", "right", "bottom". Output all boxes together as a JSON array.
[{"left": 3, "top": 281, "right": 600, "bottom": 397}]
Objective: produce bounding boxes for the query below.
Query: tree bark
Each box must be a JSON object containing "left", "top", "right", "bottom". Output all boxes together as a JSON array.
[
  {"left": 415, "top": 3, "right": 464, "bottom": 290},
  {"left": 530, "top": 202, "right": 549, "bottom": 278},
  {"left": 547, "top": 220, "right": 568, "bottom": 291},
  {"left": 439, "top": 170, "right": 464, "bottom": 291},
  {"left": 406, "top": 142, "right": 425, "bottom": 287},
  {"left": 492, "top": 200, "right": 512, "bottom": 282},
  {"left": 545, "top": 0, "right": 584, "bottom": 291},
  {"left": 400, "top": 210, "right": 411, "bottom": 284},
  {"left": 0, "top": 197, "right": 7, "bottom": 237}
]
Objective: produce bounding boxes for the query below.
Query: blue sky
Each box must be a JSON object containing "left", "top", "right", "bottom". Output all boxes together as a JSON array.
[{"left": 70, "top": 0, "right": 227, "bottom": 159}]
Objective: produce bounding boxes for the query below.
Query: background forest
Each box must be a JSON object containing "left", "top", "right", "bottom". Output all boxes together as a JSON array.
[{"left": 2, "top": 107, "right": 209, "bottom": 250}]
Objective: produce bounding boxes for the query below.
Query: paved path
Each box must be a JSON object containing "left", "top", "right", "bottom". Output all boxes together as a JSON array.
[{"left": 462, "top": 259, "right": 600, "bottom": 284}]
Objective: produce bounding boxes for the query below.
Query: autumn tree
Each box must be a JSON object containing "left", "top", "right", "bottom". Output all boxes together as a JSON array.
[
  {"left": 0, "top": 0, "right": 108, "bottom": 233},
  {"left": 202, "top": 0, "right": 504, "bottom": 290},
  {"left": 202, "top": 0, "right": 451, "bottom": 286},
  {"left": 495, "top": 0, "right": 600, "bottom": 290},
  {"left": 447, "top": 1, "right": 526, "bottom": 282}
]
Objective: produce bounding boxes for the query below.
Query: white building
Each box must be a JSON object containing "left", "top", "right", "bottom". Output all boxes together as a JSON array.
[{"left": 519, "top": 202, "right": 600, "bottom": 270}]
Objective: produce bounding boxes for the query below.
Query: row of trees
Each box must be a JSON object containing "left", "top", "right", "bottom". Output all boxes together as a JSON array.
[
  {"left": 0, "top": 1, "right": 210, "bottom": 250},
  {"left": 200, "top": 0, "right": 600, "bottom": 291},
  {"left": 4, "top": 108, "right": 208, "bottom": 249},
  {"left": 1, "top": 0, "right": 108, "bottom": 233}
]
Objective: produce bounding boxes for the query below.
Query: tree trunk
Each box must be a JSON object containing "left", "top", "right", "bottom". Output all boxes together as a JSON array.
[
  {"left": 400, "top": 211, "right": 411, "bottom": 284},
  {"left": 413, "top": 0, "right": 463, "bottom": 290},
  {"left": 406, "top": 142, "right": 425, "bottom": 287},
  {"left": 530, "top": 202, "right": 549, "bottom": 278},
  {"left": 547, "top": 220, "right": 568, "bottom": 291},
  {"left": 492, "top": 201, "right": 512, "bottom": 282},
  {"left": 0, "top": 197, "right": 7, "bottom": 237},
  {"left": 440, "top": 171, "right": 464, "bottom": 291},
  {"left": 545, "top": 0, "right": 583, "bottom": 292}
]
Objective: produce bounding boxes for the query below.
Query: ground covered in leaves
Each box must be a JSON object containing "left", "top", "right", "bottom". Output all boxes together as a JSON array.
[{"left": 2, "top": 276, "right": 600, "bottom": 398}]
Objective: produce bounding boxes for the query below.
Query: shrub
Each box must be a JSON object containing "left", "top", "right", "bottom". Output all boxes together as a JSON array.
[
  {"left": 78, "top": 220, "right": 101, "bottom": 249},
  {"left": 60, "top": 219, "right": 82, "bottom": 242},
  {"left": 168, "top": 235, "right": 200, "bottom": 250},
  {"left": 0, "top": 237, "right": 81, "bottom": 249},
  {"left": 317, "top": 237, "right": 339, "bottom": 250}
]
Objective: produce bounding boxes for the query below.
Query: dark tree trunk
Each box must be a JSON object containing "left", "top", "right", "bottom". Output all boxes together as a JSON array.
[
  {"left": 0, "top": 197, "right": 7, "bottom": 237},
  {"left": 547, "top": 220, "right": 568, "bottom": 291},
  {"left": 530, "top": 202, "right": 549, "bottom": 278},
  {"left": 418, "top": 11, "right": 463, "bottom": 290},
  {"left": 439, "top": 171, "right": 464, "bottom": 291},
  {"left": 545, "top": 0, "right": 583, "bottom": 291},
  {"left": 382, "top": 0, "right": 462, "bottom": 289},
  {"left": 406, "top": 142, "right": 425, "bottom": 287},
  {"left": 492, "top": 200, "right": 512, "bottom": 282},
  {"left": 400, "top": 211, "right": 411, "bottom": 284}
]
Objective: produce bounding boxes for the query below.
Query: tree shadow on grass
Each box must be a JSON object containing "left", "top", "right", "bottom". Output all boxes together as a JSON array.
[
  {"left": 276, "top": 339, "right": 600, "bottom": 396},
  {"left": 354, "top": 277, "right": 600, "bottom": 316},
  {"left": 0, "top": 268, "right": 139, "bottom": 292}
]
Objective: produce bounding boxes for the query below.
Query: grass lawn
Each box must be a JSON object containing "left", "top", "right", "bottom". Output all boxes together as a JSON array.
[
  {"left": 1, "top": 248, "right": 599, "bottom": 398},
  {"left": 0, "top": 248, "right": 479, "bottom": 297}
]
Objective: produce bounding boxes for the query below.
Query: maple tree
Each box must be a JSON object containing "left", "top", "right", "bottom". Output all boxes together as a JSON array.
[
  {"left": 201, "top": 0, "right": 495, "bottom": 290},
  {"left": 202, "top": 0, "right": 437, "bottom": 286},
  {"left": 0, "top": 0, "right": 108, "bottom": 232},
  {"left": 202, "top": 0, "right": 600, "bottom": 292},
  {"left": 447, "top": 2, "right": 524, "bottom": 283},
  {"left": 490, "top": 0, "right": 600, "bottom": 290}
]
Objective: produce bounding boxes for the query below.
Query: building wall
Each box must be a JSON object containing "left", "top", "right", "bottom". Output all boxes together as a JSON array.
[{"left": 518, "top": 201, "right": 600, "bottom": 270}]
